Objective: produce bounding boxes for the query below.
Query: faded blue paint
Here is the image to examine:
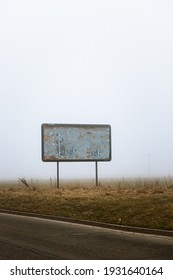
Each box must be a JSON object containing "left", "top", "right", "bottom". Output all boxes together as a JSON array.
[{"left": 42, "top": 124, "right": 111, "bottom": 161}]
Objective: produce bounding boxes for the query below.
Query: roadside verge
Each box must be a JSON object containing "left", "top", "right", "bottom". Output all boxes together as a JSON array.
[{"left": 0, "top": 208, "right": 173, "bottom": 238}]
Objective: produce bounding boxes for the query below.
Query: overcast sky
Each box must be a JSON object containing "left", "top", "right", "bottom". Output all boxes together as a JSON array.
[{"left": 0, "top": 0, "right": 173, "bottom": 181}]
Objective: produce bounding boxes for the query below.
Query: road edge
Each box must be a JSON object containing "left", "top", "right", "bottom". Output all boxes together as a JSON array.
[{"left": 0, "top": 208, "right": 173, "bottom": 237}]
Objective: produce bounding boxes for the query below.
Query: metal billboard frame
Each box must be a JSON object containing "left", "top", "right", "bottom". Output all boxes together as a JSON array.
[{"left": 41, "top": 123, "right": 111, "bottom": 187}]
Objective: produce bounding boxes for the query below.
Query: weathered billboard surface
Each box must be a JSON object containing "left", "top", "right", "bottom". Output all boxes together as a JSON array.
[{"left": 41, "top": 124, "right": 111, "bottom": 162}]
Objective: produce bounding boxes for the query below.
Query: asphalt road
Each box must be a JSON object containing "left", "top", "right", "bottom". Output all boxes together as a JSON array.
[{"left": 0, "top": 213, "right": 173, "bottom": 260}]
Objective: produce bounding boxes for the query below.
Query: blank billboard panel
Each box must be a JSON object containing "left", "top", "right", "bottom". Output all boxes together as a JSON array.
[{"left": 41, "top": 124, "right": 111, "bottom": 162}]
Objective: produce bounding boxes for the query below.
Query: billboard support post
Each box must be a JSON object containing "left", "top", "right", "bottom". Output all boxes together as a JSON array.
[
  {"left": 95, "top": 161, "right": 98, "bottom": 186},
  {"left": 57, "top": 162, "right": 59, "bottom": 188}
]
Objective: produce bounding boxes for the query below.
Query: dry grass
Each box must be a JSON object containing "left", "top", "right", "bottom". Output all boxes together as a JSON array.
[{"left": 0, "top": 177, "right": 173, "bottom": 230}]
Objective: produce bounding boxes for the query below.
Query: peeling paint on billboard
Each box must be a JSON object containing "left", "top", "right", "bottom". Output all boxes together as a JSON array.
[{"left": 41, "top": 124, "right": 111, "bottom": 162}]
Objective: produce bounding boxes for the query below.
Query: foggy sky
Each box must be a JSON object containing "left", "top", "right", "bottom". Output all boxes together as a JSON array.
[{"left": 0, "top": 0, "right": 173, "bottom": 181}]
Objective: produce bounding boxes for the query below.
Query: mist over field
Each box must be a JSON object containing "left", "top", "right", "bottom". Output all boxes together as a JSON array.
[{"left": 0, "top": 0, "right": 173, "bottom": 181}]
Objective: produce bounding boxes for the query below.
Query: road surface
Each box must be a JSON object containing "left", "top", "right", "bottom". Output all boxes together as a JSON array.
[{"left": 0, "top": 213, "right": 173, "bottom": 259}]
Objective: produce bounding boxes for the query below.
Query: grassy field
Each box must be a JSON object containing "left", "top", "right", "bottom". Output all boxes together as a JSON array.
[{"left": 0, "top": 177, "right": 173, "bottom": 230}]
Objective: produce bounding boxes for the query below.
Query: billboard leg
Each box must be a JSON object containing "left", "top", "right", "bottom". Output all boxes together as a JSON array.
[
  {"left": 95, "top": 161, "right": 98, "bottom": 186},
  {"left": 57, "top": 162, "right": 59, "bottom": 188}
]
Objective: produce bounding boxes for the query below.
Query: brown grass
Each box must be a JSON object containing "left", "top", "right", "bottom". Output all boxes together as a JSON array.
[{"left": 0, "top": 177, "right": 173, "bottom": 230}]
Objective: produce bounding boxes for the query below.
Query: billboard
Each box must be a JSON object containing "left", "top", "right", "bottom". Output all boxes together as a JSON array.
[{"left": 41, "top": 123, "right": 111, "bottom": 162}]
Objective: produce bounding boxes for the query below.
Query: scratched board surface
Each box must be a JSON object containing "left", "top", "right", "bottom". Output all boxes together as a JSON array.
[{"left": 42, "top": 124, "right": 111, "bottom": 161}]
